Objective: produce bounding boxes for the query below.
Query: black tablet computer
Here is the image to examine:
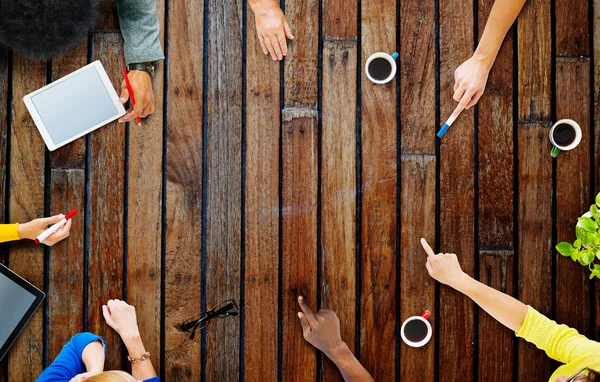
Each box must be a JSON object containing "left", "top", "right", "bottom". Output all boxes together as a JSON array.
[{"left": 0, "top": 263, "right": 45, "bottom": 361}]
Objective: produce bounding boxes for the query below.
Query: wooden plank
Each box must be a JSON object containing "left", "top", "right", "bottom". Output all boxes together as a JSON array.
[
  {"left": 163, "top": 0, "right": 204, "bottom": 378},
  {"left": 555, "top": 59, "right": 591, "bottom": 335},
  {"left": 204, "top": 0, "right": 242, "bottom": 378},
  {"left": 49, "top": 42, "right": 88, "bottom": 170},
  {"left": 321, "top": 41, "right": 357, "bottom": 382},
  {"left": 478, "top": 251, "right": 514, "bottom": 381},
  {"left": 517, "top": 0, "right": 551, "bottom": 121},
  {"left": 360, "top": 0, "right": 397, "bottom": 378},
  {"left": 594, "top": 0, "right": 600, "bottom": 343},
  {"left": 284, "top": 0, "right": 319, "bottom": 108},
  {"left": 7, "top": 55, "right": 47, "bottom": 381},
  {"left": 281, "top": 109, "right": 318, "bottom": 382},
  {"left": 477, "top": 0, "right": 514, "bottom": 250},
  {"left": 47, "top": 170, "right": 85, "bottom": 361},
  {"left": 555, "top": 0, "right": 589, "bottom": 57},
  {"left": 244, "top": 5, "right": 280, "bottom": 381},
  {"left": 399, "top": 155, "right": 435, "bottom": 380},
  {"left": 87, "top": 32, "right": 126, "bottom": 370},
  {"left": 0, "top": 45, "right": 7, "bottom": 382},
  {"left": 96, "top": 0, "right": 119, "bottom": 31},
  {"left": 517, "top": 122, "right": 552, "bottom": 380},
  {"left": 438, "top": 0, "right": 475, "bottom": 379},
  {"left": 322, "top": 0, "right": 357, "bottom": 40}
]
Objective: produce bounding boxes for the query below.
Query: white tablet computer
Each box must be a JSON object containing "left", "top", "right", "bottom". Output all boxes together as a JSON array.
[{"left": 23, "top": 61, "right": 126, "bottom": 151}]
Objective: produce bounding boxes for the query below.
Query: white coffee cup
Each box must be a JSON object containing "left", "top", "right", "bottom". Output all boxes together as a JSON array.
[
  {"left": 400, "top": 310, "right": 432, "bottom": 348},
  {"left": 549, "top": 119, "right": 582, "bottom": 157},
  {"left": 365, "top": 52, "right": 398, "bottom": 84}
]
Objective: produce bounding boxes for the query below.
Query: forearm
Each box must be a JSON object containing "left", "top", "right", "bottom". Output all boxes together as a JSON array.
[
  {"left": 248, "top": 0, "right": 278, "bottom": 12},
  {"left": 117, "top": 0, "right": 164, "bottom": 64},
  {"left": 81, "top": 341, "right": 105, "bottom": 373},
  {"left": 453, "top": 274, "right": 528, "bottom": 332},
  {"left": 474, "top": 0, "right": 527, "bottom": 67},
  {"left": 326, "top": 343, "right": 374, "bottom": 382},
  {"left": 122, "top": 332, "right": 157, "bottom": 380}
]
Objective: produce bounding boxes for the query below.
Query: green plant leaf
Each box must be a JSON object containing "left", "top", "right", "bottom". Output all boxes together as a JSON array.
[
  {"left": 591, "top": 204, "right": 600, "bottom": 222},
  {"left": 591, "top": 232, "right": 600, "bottom": 246},
  {"left": 556, "top": 242, "right": 575, "bottom": 256},
  {"left": 596, "top": 248, "right": 600, "bottom": 261},
  {"left": 578, "top": 216, "right": 598, "bottom": 232},
  {"left": 574, "top": 240, "right": 582, "bottom": 249},
  {"left": 576, "top": 226, "right": 593, "bottom": 246},
  {"left": 596, "top": 192, "right": 600, "bottom": 207},
  {"left": 594, "top": 264, "right": 600, "bottom": 271},
  {"left": 579, "top": 250, "right": 595, "bottom": 266},
  {"left": 571, "top": 251, "right": 581, "bottom": 262}
]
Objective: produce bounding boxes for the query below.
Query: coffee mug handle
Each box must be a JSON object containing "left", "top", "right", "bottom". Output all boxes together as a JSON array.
[
  {"left": 391, "top": 52, "right": 398, "bottom": 60},
  {"left": 551, "top": 145, "right": 560, "bottom": 158},
  {"left": 421, "top": 310, "right": 431, "bottom": 320}
]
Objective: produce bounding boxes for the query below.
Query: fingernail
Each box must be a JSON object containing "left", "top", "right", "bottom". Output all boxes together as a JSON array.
[
  {"left": 299, "top": 296, "right": 304, "bottom": 301},
  {"left": 298, "top": 313, "right": 302, "bottom": 319},
  {"left": 119, "top": 97, "right": 126, "bottom": 102}
]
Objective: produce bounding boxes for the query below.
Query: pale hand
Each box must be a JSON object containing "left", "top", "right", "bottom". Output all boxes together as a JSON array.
[
  {"left": 451, "top": 55, "right": 492, "bottom": 117},
  {"left": 69, "top": 371, "right": 101, "bottom": 382},
  {"left": 420, "top": 238, "right": 467, "bottom": 288},
  {"left": 102, "top": 299, "right": 140, "bottom": 340},
  {"left": 253, "top": 1, "right": 294, "bottom": 60},
  {"left": 297, "top": 296, "right": 345, "bottom": 356},
  {"left": 119, "top": 70, "right": 155, "bottom": 125},
  {"left": 18, "top": 215, "right": 72, "bottom": 246}
]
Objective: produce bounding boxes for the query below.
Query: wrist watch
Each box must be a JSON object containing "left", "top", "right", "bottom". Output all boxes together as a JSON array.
[{"left": 127, "top": 62, "right": 155, "bottom": 78}]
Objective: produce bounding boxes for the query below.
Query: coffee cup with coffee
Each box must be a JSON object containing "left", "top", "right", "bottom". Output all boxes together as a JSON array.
[
  {"left": 549, "top": 119, "right": 582, "bottom": 157},
  {"left": 365, "top": 52, "right": 398, "bottom": 84},
  {"left": 400, "top": 310, "right": 432, "bottom": 348}
]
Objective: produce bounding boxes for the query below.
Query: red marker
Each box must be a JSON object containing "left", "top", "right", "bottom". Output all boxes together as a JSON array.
[
  {"left": 35, "top": 209, "right": 77, "bottom": 244},
  {"left": 121, "top": 67, "right": 142, "bottom": 127}
]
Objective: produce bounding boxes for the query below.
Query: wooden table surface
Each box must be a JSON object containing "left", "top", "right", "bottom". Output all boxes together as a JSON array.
[{"left": 0, "top": 0, "right": 598, "bottom": 380}]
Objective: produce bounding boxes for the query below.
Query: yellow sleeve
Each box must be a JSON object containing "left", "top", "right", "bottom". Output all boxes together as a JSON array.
[
  {"left": 516, "top": 306, "right": 600, "bottom": 364},
  {"left": 0, "top": 223, "right": 21, "bottom": 243}
]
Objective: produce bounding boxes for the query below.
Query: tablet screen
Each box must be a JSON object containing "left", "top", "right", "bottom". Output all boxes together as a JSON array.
[
  {"left": 29, "top": 65, "right": 120, "bottom": 144},
  {"left": 0, "top": 272, "right": 38, "bottom": 347}
]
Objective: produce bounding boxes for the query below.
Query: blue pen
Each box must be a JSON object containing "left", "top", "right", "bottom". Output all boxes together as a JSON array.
[{"left": 437, "top": 113, "right": 458, "bottom": 138}]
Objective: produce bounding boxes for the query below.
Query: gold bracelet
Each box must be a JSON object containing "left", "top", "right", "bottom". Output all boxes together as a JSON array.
[{"left": 127, "top": 351, "right": 151, "bottom": 364}]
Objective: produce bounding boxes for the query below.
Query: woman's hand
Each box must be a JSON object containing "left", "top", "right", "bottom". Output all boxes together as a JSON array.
[
  {"left": 297, "top": 296, "right": 345, "bottom": 356},
  {"left": 420, "top": 238, "right": 468, "bottom": 289},
  {"left": 18, "top": 214, "right": 72, "bottom": 246},
  {"left": 452, "top": 55, "right": 493, "bottom": 113},
  {"left": 102, "top": 299, "right": 140, "bottom": 340},
  {"left": 251, "top": 0, "right": 294, "bottom": 60},
  {"left": 119, "top": 69, "right": 155, "bottom": 125}
]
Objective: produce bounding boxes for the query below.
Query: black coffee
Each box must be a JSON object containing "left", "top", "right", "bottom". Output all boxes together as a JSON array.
[
  {"left": 404, "top": 319, "right": 428, "bottom": 343},
  {"left": 553, "top": 123, "right": 576, "bottom": 147},
  {"left": 368, "top": 58, "right": 392, "bottom": 81}
]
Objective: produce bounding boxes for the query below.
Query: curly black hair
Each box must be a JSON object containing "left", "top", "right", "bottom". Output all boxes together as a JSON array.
[{"left": 0, "top": 0, "right": 100, "bottom": 60}]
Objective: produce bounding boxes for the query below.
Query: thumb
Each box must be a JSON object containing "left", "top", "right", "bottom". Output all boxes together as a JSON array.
[
  {"left": 284, "top": 21, "right": 294, "bottom": 39},
  {"left": 38, "top": 214, "right": 64, "bottom": 226},
  {"left": 120, "top": 82, "right": 129, "bottom": 103}
]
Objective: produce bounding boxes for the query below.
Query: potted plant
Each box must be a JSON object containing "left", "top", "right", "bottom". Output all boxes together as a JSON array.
[{"left": 556, "top": 192, "right": 600, "bottom": 279}]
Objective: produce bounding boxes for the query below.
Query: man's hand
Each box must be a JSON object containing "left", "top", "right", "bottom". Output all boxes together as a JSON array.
[
  {"left": 251, "top": 0, "right": 294, "bottom": 60},
  {"left": 18, "top": 215, "right": 72, "bottom": 246},
  {"left": 297, "top": 296, "right": 345, "bottom": 356},
  {"left": 119, "top": 70, "right": 154, "bottom": 125},
  {"left": 102, "top": 299, "right": 140, "bottom": 341},
  {"left": 420, "top": 238, "right": 468, "bottom": 288}
]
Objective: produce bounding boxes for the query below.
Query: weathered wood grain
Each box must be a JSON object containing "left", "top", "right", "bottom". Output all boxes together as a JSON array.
[
  {"left": 321, "top": 41, "right": 357, "bottom": 382},
  {"left": 555, "top": 0, "right": 589, "bottom": 57},
  {"left": 322, "top": 0, "right": 357, "bottom": 40},
  {"left": 164, "top": 0, "right": 204, "bottom": 378},
  {"left": 517, "top": 122, "right": 552, "bottom": 380},
  {"left": 126, "top": 0, "right": 165, "bottom": 374},
  {"left": 284, "top": 0, "right": 319, "bottom": 108},
  {"left": 439, "top": 0, "right": 475, "bottom": 379},
  {"left": 96, "top": 0, "right": 119, "bottom": 32},
  {"left": 555, "top": 58, "right": 591, "bottom": 336},
  {"left": 594, "top": 0, "right": 600, "bottom": 343},
  {"left": 0, "top": 45, "right": 7, "bottom": 382},
  {"left": 517, "top": 0, "right": 551, "bottom": 121},
  {"left": 478, "top": 251, "right": 514, "bottom": 381},
  {"left": 360, "top": 0, "right": 397, "bottom": 378},
  {"left": 244, "top": 6, "right": 280, "bottom": 381},
  {"left": 477, "top": 0, "right": 514, "bottom": 250},
  {"left": 400, "top": 0, "right": 436, "bottom": 154},
  {"left": 47, "top": 170, "right": 85, "bottom": 361},
  {"left": 7, "top": 55, "right": 47, "bottom": 382},
  {"left": 281, "top": 109, "right": 318, "bottom": 382},
  {"left": 87, "top": 32, "right": 126, "bottom": 370},
  {"left": 399, "top": 155, "right": 436, "bottom": 380},
  {"left": 204, "top": 0, "right": 243, "bottom": 379}
]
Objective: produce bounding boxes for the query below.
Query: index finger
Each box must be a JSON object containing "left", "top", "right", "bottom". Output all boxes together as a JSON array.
[
  {"left": 450, "top": 90, "right": 475, "bottom": 120},
  {"left": 297, "top": 296, "right": 318, "bottom": 326},
  {"left": 420, "top": 238, "right": 436, "bottom": 257}
]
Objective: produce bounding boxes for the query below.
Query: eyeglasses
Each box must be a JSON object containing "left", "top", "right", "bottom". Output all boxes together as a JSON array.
[
  {"left": 180, "top": 299, "right": 239, "bottom": 340},
  {"left": 567, "top": 368, "right": 591, "bottom": 382}
]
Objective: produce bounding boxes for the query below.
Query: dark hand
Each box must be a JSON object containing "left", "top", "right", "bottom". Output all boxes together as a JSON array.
[
  {"left": 119, "top": 70, "right": 154, "bottom": 125},
  {"left": 297, "top": 296, "right": 345, "bottom": 357}
]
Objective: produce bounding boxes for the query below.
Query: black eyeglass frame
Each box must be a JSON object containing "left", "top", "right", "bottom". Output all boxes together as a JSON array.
[
  {"left": 180, "top": 299, "right": 239, "bottom": 339},
  {"left": 567, "top": 368, "right": 590, "bottom": 382}
]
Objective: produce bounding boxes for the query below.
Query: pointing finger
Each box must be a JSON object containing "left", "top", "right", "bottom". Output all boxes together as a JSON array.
[
  {"left": 420, "top": 238, "right": 436, "bottom": 257},
  {"left": 297, "top": 296, "right": 318, "bottom": 326}
]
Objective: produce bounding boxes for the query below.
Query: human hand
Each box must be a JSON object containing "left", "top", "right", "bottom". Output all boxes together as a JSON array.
[
  {"left": 69, "top": 371, "right": 101, "bottom": 382},
  {"left": 119, "top": 70, "right": 154, "bottom": 125},
  {"left": 18, "top": 214, "right": 72, "bottom": 246},
  {"left": 252, "top": 0, "right": 294, "bottom": 60},
  {"left": 420, "top": 238, "right": 467, "bottom": 288},
  {"left": 451, "top": 55, "right": 492, "bottom": 117},
  {"left": 102, "top": 299, "right": 139, "bottom": 340},
  {"left": 297, "top": 296, "right": 346, "bottom": 357}
]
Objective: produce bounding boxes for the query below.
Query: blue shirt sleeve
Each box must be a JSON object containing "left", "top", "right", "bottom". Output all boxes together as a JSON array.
[
  {"left": 144, "top": 378, "right": 160, "bottom": 382},
  {"left": 36, "top": 332, "right": 105, "bottom": 382}
]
